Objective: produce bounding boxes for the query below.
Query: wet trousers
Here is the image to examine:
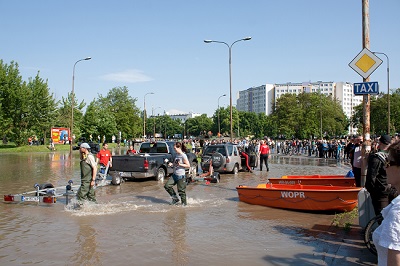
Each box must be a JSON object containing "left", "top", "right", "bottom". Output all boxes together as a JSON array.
[
  {"left": 164, "top": 174, "right": 187, "bottom": 204},
  {"left": 260, "top": 154, "right": 269, "bottom": 171},
  {"left": 77, "top": 160, "right": 96, "bottom": 202}
]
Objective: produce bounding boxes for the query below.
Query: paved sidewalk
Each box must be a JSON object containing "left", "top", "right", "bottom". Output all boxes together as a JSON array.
[{"left": 322, "top": 224, "right": 377, "bottom": 265}]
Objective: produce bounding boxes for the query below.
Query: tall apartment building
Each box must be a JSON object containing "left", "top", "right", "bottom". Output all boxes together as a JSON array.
[
  {"left": 236, "top": 84, "right": 275, "bottom": 115},
  {"left": 236, "top": 81, "right": 363, "bottom": 135}
]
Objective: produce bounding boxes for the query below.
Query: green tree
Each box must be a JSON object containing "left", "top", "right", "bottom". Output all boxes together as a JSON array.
[
  {"left": 27, "top": 73, "right": 58, "bottom": 141},
  {"left": 81, "top": 96, "right": 117, "bottom": 142},
  {"left": 55, "top": 92, "right": 86, "bottom": 139},
  {"left": 97, "top": 86, "right": 142, "bottom": 140},
  {"left": 218, "top": 107, "right": 231, "bottom": 137},
  {"left": 0, "top": 61, "right": 31, "bottom": 145},
  {"left": 159, "top": 115, "right": 182, "bottom": 139},
  {"left": 270, "top": 92, "right": 348, "bottom": 139},
  {"left": 271, "top": 93, "right": 300, "bottom": 139},
  {"left": 352, "top": 88, "right": 400, "bottom": 135},
  {"left": 238, "top": 110, "right": 257, "bottom": 137},
  {"left": 185, "top": 114, "right": 213, "bottom": 137}
]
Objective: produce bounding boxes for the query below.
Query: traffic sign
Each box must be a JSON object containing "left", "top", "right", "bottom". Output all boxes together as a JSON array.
[
  {"left": 353, "top": 82, "right": 379, "bottom": 95},
  {"left": 349, "top": 48, "right": 383, "bottom": 79}
]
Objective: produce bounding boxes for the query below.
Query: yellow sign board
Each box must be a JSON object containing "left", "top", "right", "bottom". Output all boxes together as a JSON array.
[{"left": 349, "top": 48, "right": 383, "bottom": 79}]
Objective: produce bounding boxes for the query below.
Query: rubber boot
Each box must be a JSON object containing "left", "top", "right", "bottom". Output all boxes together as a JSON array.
[
  {"left": 170, "top": 195, "right": 180, "bottom": 205},
  {"left": 180, "top": 194, "right": 187, "bottom": 206}
]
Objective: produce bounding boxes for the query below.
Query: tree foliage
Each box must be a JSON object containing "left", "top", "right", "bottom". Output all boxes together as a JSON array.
[
  {"left": 352, "top": 89, "right": 400, "bottom": 135},
  {"left": 27, "top": 74, "right": 58, "bottom": 139},
  {"left": 185, "top": 114, "right": 213, "bottom": 137},
  {"left": 270, "top": 92, "right": 348, "bottom": 139},
  {"left": 82, "top": 86, "right": 141, "bottom": 141},
  {"left": 0, "top": 61, "right": 57, "bottom": 145}
]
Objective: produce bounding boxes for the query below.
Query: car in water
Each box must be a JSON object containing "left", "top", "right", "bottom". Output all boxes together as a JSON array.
[
  {"left": 201, "top": 143, "right": 242, "bottom": 174},
  {"left": 110, "top": 141, "right": 198, "bottom": 181}
]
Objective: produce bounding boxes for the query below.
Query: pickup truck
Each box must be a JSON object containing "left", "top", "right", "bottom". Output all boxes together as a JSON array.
[{"left": 110, "top": 141, "right": 198, "bottom": 181}]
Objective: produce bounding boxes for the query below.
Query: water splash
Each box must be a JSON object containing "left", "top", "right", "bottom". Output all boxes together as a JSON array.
[{"left": 64, "top": 196, "right": 226, "bottom": 216}]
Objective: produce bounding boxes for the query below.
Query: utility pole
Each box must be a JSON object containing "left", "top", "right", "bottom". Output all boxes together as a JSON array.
[{"left": 361, "top": 0, "right": 371, "bottom": 187}]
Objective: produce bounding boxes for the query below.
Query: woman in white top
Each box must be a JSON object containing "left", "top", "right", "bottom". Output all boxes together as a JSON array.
[{"left": 373, "top": 139, "right": 400, "bottom": 265}]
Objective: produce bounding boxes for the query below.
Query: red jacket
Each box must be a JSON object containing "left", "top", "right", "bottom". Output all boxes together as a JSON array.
[{"left": 259, "top": 144, "right": 270, "bottom": 155}]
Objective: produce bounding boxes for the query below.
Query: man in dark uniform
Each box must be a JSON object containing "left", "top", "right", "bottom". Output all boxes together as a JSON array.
[{"left": 366, "top": 135, "right": 392, "bottom": 215}]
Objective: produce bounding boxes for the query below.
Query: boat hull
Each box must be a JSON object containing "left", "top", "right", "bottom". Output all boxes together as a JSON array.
[
  {"left": 236, "top": 184, "right": 361, "bottom": 212},
  {"left": 268, "top": 175, "right": 355, "bottom": 187}
]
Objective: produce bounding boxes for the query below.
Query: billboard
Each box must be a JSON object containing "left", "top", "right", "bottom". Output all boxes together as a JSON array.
[{"left": 51, "top": 127, "right": 70, "bottom": 144}]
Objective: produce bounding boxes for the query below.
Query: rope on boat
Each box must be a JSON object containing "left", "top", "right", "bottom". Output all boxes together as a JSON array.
[{"left": 238, "top": 193, "right": 357, "bottom": 205}]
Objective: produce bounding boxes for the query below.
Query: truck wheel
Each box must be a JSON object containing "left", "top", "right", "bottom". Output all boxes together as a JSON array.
[
  {"left": 156, "top": 168, "right": 166, "bottom": 181},
  {"left": 190, "top": 162, "right": 198, "bottom": 177},
  {"left": 111, "top": 172, "right": 122, "bottom": 185},
  {"left": 231, "top": 164, "right": 239, "bottom": 175}
]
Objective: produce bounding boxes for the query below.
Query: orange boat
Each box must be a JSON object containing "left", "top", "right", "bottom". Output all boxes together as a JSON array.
[
  {"left": 268, "top": 175, "right": 355, "bottom": 187},
  {"left": 236, "top": 183, "right": 361, "bottom": 212}
]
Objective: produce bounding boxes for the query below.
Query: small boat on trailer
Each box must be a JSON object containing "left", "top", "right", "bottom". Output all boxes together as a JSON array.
[
  {"left": 268, "top": 175, "right": 355, "bottom": 187},
  {"left": 3, "top": 164, "right": 122, "bottom": 205},
  {"left": 236, "top": 183, "right": 361, "bottom": 212}
]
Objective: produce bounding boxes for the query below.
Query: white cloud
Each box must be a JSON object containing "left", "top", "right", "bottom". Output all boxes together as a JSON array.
[{"left": 101, "top": 69, "right": 153, "bottom": 83}]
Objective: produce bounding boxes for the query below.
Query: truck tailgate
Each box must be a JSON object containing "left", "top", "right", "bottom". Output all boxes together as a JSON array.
[{"left": 111, "top": 155, "right": 147, "bottom": 172}]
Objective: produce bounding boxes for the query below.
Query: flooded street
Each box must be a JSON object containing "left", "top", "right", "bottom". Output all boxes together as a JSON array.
[{"left": 0, "top": 151, "right": 376, "bottom": 265}]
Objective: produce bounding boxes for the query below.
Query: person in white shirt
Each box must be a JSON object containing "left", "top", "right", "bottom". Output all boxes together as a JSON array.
[{"left": 373, "top": 140, "right": 400, "bottom": 265}]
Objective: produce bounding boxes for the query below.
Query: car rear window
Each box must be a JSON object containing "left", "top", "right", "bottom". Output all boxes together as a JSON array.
[
  {"left": 203, "top": 146, "right": 226, "bottom": 156},
  {"left": 140, "top": 142, "right": 168, "bottom": 153},
  {"left": 227, "top": 145, "right": 233, "bottom": 156}
]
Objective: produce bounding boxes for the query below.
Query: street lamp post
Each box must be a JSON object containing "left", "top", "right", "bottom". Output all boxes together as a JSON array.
[
  {"left": 204, "top": 37, "right": 251, "bottom": 142},
  {"left": 217, "top": 94, "right": 226, "bottom": 137},
  {"left": 373, "top": 52, "right": 390, "bottom": 134},
  {"left": 70, "top": 57, "right": 91, "bottom": 154},
  {"left": 143, "top": 92, "right": 154, "bottom": 139},
  {"left": 152, "top": 106, "right": 161, "bottom": 138}
]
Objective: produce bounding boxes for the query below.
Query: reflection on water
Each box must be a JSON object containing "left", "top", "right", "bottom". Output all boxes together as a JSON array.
[
  {"left": 0, "top": 152, "right": 375, "bottom": 265},
  {"left": 71, "top": 218, "right": 101, "bottom": 266},
  {"left": 164, "top": 209, "right": 189, "bottom": 265}
]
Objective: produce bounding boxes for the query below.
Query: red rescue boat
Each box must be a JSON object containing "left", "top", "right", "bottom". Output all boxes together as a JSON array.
[
  {"left": 236, "top": 183, "right": 361, "bottom": 212},
  {"left": 268, "top": 175, "right": 355, "bottom": 187}
]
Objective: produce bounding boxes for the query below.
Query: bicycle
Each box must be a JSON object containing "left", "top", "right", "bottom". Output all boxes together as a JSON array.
[{"left": 364, "top": 213, "right": 383, "bottom": 256}]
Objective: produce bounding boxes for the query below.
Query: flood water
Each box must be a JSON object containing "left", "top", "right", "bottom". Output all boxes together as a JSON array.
[{"left": 0, "top": 150, "right": 375, "bottom": 266}]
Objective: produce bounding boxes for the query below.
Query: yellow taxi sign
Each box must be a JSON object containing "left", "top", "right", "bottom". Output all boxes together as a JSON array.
[{"left": 349, "top": 48, "right": 383, "bottom": 79}]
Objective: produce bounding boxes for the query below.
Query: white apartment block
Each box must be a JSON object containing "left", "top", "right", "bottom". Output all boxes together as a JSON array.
[
  {"left": 164, "top": 111, "right": 202, "bottom": 123},
  {"left": 236, "top": 81, "right": 363, "bottom": 135}
]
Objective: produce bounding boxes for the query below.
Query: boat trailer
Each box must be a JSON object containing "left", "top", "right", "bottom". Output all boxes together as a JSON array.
[{"left": 3, "top": 163, "right": 122, "bottom": 205}]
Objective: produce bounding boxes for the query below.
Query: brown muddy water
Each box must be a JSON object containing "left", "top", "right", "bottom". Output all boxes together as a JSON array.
[{"left": 0, "top": 151, "right": 375, "bottom": 266}]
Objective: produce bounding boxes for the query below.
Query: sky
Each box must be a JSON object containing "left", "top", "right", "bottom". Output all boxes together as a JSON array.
[{"left": 1, "top": 1, "right": 399, "bottom": 117}]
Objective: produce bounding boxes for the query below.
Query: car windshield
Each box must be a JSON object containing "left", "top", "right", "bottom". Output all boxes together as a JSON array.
[{"left": 204, "top": 146, "right": 226, "bottom": 156}]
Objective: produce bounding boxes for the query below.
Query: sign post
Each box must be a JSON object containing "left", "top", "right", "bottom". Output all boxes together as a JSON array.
[
  {"left": 347, "top": 1, "right": 382, "bottom": 188},
  {"left": 349, "top": 48, "right": 383, "bottom": 79},
  {"left": 353, "top": 82, "right": 379, "bottom": 95}
]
